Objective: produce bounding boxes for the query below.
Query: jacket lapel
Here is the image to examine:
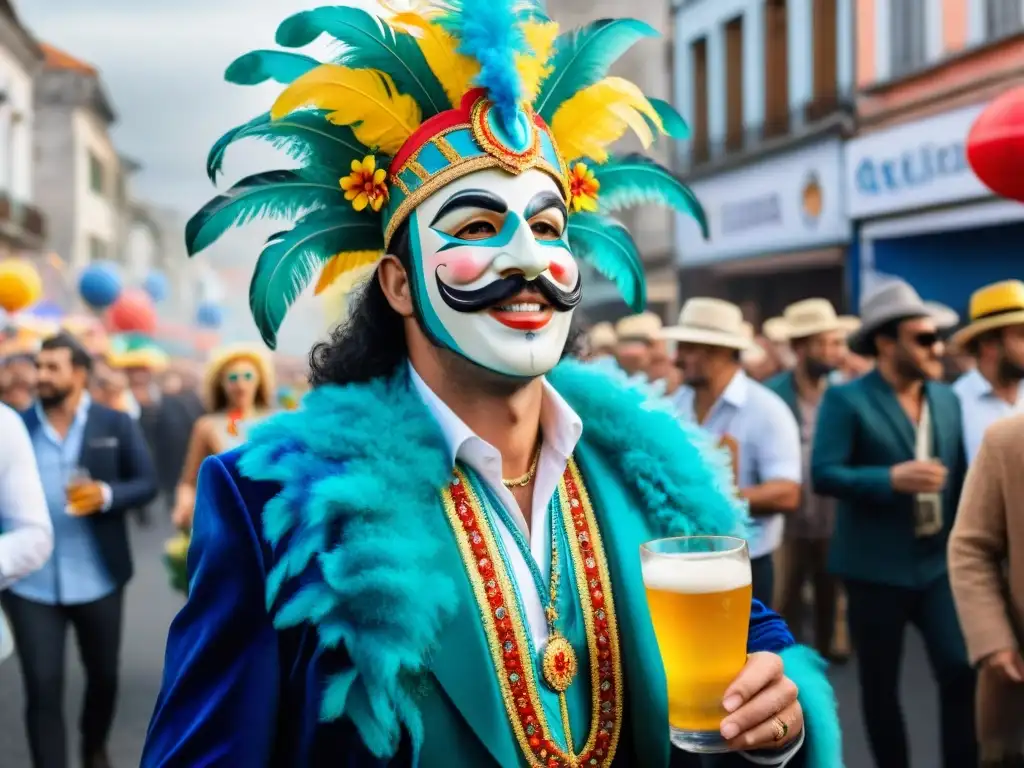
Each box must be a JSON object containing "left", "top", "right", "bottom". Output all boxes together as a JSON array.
[
  {"left": 863, "top": 370, "right": 915, "bottom": 456},
  {"left": 76, "top": 406, "right": 102, "bottom": 471},
  {"left": 426, "top": 496, "right": 522, "bottom": 768},
  {"left": 576, "top": 443, "right": 671, "bottom": 768}
]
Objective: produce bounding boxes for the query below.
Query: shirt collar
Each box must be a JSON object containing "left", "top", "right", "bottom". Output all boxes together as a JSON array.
[
  {"left": 720, "top": 369, "right": 749, "bottom": 407},
  {"left": 958, "top": 367, "right": 1024, "bottom": 401},
  {"left": 408, "top": 363, "right": 583, "bottom": 469}
]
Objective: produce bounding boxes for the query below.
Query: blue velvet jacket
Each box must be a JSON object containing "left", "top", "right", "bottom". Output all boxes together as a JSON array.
[{"left": 142, "top": 362, "right": 842, "bottom": 767}]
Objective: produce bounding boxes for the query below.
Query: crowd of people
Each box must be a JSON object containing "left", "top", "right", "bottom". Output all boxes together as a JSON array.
[{"left": 582, "top": 276, "right": 1024, "bottom": 767}]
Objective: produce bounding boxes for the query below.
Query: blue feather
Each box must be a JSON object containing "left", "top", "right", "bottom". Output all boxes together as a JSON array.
[
  {"left": 438, "top": 0, "right": 527, "bottom": 131},
  {"left": 206, "top": 111, "right": 365, "bottom": 184},
  {"left": 249, "top": 208, "right": 382, "bottom": 348},
  {"left": 275, "top": 6, "right": 449, "bottom": 114},
  {"left": 185, "top": 170, "right": 345, "bottom": 257},
  {"left": 224, "top": 50, "right": 320, "bottom": 86},
  {"left": 535, "top": 18, "right": 657, "bottom": 122},
  {"left": 593, "top": 153, "right": 708, "bottom": 238},
  {"left": 568, "top": 211, "right": 646, "bottom": 312}
]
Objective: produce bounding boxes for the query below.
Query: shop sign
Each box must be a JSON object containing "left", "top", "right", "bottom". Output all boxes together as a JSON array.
[
  {"left": 844, "top": 104, "right": 990, "bottom": 219},
  {"left": 674, "top": 138, "right": 848, "bottom": 266}
]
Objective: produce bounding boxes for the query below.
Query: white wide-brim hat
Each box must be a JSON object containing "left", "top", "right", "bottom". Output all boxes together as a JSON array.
[
  {"left": 763, "top": 298, "right": 860, "bottom": 342},
  {"left": 660, "top": 298, "right": 751, "bottom": 350},
  {"left": 847, "top": 278, "right": 939, "bottom": 356}
]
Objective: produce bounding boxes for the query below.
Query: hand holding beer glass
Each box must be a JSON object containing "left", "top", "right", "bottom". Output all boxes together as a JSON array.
[
  {"left": 65, "top": 467, "right": 102, "bottom": 517},
  {"left": 642, "top": 536, "right": 752, "bottom": 753}
]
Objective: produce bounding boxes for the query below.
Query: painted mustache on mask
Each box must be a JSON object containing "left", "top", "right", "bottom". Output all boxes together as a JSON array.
[{"left": 435, "top": 269, "right": 583, "bottom": 314}]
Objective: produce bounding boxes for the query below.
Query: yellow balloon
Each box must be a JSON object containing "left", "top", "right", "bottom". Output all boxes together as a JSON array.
[{"left": 0, "top": 258, "right": 42, "bottom": 313}]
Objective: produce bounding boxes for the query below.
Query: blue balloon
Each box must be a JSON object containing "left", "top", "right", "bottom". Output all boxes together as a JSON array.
[
  {"left": 143, "top": 271, "right": 169, "bottom": 303},
  {"left": 196, "top": 302, "right": 223, "bottom": 329},
  {"left": 78, "top": 262, "right": 122, "bottom": 309}
]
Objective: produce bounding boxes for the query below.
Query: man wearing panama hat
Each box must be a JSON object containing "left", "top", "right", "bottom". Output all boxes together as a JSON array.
[
  {"left": 764, "top": 300, "right": 858, "bottom": 663},
  {"left": 951, "top": 280, "right": 1024, "bottom": 463},
  {"left": 813, "top": 278, "right": 976, "bottom": 767},
  {"left": 665, "top": 298, "right": 802, "bottom": 607}
]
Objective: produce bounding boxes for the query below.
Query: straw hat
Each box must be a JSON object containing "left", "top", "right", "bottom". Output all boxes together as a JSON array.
[
  {"left": 660, "top": 298, "right": 751, "bottom": 350},
  {"left": 951, "top": 280, "right": 1024, "bottom": 350},
  {"left": 763, "top": 299, "right": 860, "bottom": 342},
  {"left": 924, "top": 301, "right": 960, "bottom": 332},
  {"left": 848, "top": 279, "right": 937, "bottom": 356},
  {"left": 614, "top": 312, "right": 662, "bottom": 343},
  {"left": 203, "top": 343, "right": 275, "bottom": 411},
  {"left": 587, "top": 321, "right": 617, "bottom": 350}
]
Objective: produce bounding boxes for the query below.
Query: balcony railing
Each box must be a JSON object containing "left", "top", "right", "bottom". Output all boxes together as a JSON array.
[{"left": 0, "top": 193, "right": 47, "bottom": 246}]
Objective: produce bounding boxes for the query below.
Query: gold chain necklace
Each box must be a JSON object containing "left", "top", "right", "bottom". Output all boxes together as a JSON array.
[{"left": 502, "top": 442, "right": 542, "bottom": 488}]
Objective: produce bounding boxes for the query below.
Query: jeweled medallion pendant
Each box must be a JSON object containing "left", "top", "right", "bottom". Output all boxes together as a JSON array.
[{"left": 541, "top": 634, "right": 578, "bottom": 693}]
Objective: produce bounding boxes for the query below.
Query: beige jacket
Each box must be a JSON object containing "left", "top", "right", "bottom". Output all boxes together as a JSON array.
[{"left": 949, "top": 412, "right": 1024, "bottom": 758}]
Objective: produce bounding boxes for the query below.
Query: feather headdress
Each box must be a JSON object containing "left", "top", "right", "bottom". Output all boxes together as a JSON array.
[{"left": 189, "top": 0, "right": 708, "bottom": 347}]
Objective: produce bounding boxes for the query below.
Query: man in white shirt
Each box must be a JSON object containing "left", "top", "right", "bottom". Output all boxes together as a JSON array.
[{"left": 0, "top": 401, "right": 52, "bottom": 588}]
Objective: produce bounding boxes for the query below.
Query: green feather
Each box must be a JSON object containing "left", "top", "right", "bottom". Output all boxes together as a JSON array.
[
  {"left": 275, "top": 6, "right": 449, "bottom": 114},
  {"left": 185, "top": 170, "right": 346, "bottom": 257},
  {"left": 640, "top": 98, "right": 690, "bottom": 140},
  {"left": 534, "top": 18, "right": 657, "bottom": 122},
  {"left": 224, "top": 50, "right": 321, "bottom": 86},
  {"left": 568, "top": 212, "right": 646, "bottom": 313},
  {"left": 249, "top": 209, "right": 382, "bottom": 348},
  {"left": 593, "top": 154, "right": 708, "bottom": 238},
  {"left": 206, "top": 111, "right": 366, "bottom": 184}
]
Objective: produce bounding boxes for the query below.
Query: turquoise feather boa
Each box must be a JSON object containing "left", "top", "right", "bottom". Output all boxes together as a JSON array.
[{"left": 237, "top": 359, "right": 841, "bottom": 764}]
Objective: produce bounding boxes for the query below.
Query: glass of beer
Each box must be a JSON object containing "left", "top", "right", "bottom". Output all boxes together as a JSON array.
[
  {"left": 641, "top": 536, "right": 752, "bottom": 753},
  {"left": 65, "top": 467, "right": 91, "bottom": 515}
]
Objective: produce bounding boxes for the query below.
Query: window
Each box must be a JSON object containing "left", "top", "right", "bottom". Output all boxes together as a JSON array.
[
  {"left": 89, "top": 236, "right": 106, "bottom": 262},
  {"left": 764, "top": 0, "right": 790, "bottom": 138},
  {"left": 690, "top": 37, "right": 709, "bottom": 163},
  {"left": 889, "top": 0, "right": 926, "bottom": 78},
  {"left": 88, "top": 151, "right": 104, "bottom": 195},
  {"left": 986, "top": 0, "right": 1024, "bottom": 39},
  {"left": 812, "top": 0, "right": 838, "bottom": 103},
  {"left": 724, "top": 15, "right": 745, "bottom": 152}
]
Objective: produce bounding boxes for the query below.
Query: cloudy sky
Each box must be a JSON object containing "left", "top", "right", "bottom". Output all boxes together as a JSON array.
[{"left": 18, "top": 0, "right": 382, "bottom": 352}]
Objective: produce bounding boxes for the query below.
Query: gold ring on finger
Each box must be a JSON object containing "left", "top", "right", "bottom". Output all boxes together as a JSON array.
[{"left": 771, "top": 715, "right": 788, "bottom": 742}]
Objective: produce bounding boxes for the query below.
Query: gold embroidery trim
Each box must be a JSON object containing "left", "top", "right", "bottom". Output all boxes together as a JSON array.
[{"left": 407, "top": 161, "right": 430, "bottom": 182}]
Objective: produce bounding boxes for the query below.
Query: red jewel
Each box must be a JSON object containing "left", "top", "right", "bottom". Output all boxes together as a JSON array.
[
  {"left": 529, "top": 736, "right": 541, "bottom": 749},
  {"left": 592, "top": 589, "right": 604, "bottom": 608}
]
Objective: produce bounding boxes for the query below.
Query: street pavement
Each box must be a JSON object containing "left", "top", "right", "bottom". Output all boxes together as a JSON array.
[{"left": 0, "top": 518, "right": 942, "bottom": 768}]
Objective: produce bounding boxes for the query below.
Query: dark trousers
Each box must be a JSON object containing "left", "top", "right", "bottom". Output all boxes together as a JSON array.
[
  {"left": 846, "top": 577, "right": 977, "bottom": 768},
  {"left": 750, "top": 553, "right": 775, "bottom": 609},
  {"left": 778, "top": 538, "right": 836, "bottom": 656},
  {"left": 2, "top": 590, "right": 124, "bottom": 768}
]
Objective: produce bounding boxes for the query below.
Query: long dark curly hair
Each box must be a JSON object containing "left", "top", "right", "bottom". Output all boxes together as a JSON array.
[{"left": 308, "top": 220, "right": 585, "bottom": 388}]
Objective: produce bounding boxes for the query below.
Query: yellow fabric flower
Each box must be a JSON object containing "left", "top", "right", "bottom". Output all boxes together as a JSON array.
[
  {"left": 568, "top": 162, "right": 600, "bottom": 213},
  {"left": 339, "top": 155, "right": 390, "bottom": 213}
]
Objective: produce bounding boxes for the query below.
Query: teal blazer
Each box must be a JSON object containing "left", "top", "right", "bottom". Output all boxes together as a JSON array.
[
  {"left": 811, "top": 370, "right": 966, "bottom": 588},
  {"left": 764, "top": 371, "right": 800, "bottom": 426}
]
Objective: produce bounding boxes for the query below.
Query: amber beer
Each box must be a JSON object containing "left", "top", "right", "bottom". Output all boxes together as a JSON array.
[{"left": 641, "top": 536, "right": 752, "bottom": 753}]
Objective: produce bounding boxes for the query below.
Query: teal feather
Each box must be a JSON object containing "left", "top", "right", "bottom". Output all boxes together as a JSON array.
[
  {"left": 275, "top": 6, "right": 449, "bottom": 114},
  {"left": 206, "top": 111, "right": 365, "bottom": 184},
  {"left": 780, "top": 646, "right": 845, "bottom": 767},
  {"left": 534, "top": 18, "right": 657, "bottom": 122},
  {"left": 185, "top": 170, "right": 345, "bottom": 257},
  {"left": 224, "top": 49, "right": 320, "bottom": 86},
  {"left": 648, "top": 97, "right": 690, "bottom": 139},
  {"left": 249, "top": 208, "right": 382, "bottom": 348},
  {"left": 567, "top": 211, "right": 646, "bottom": 312},
  {"left": 593, "top": 153, "right": 708, "bottom": 238}
]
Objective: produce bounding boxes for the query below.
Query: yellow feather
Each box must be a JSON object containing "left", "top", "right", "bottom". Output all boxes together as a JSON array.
[
  {"left": 271, "top": 65, "right": 422, "bottom": 156},
  {"left": 550, "top": 77, "right": 664, "bottom": 163},
  {"left": 517, "top": 20, "right": 559, "bottom": 103},
  {"left": 389, "top": 11, "right": 480, "bottom": 108},
  {"left": 314, "top": 250, "right": 381, "bottom": 295}
]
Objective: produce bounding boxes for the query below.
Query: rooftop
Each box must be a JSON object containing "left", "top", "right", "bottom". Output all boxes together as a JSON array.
[{"left": 39, "top": 42, "right": 97, "bottom": 76}]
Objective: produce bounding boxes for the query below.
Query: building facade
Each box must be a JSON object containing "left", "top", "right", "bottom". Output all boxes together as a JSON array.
[
  {"left": 33, "top": 42, "right": 124, "bottom": 272},
  {"left": 0, "top": 1, "right": 45, "bottom": 254},
  {"left": 845, "top": 0, "right": 1024, "bottom": 314},
  {"left": 671, "top": 0, "right": 855, "bottom": 327}
]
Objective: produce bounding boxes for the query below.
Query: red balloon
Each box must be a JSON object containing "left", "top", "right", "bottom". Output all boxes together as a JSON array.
[
  {"left": 967, "top": 86, "right": 1024, "bottom": 203},
  {"left": 106, "top": 288, "right": 157, "bottom": 334}
]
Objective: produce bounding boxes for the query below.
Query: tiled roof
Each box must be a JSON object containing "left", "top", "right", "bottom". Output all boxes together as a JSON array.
[{"left": 39, "top": 42, "right": 97, "bottom": 76}]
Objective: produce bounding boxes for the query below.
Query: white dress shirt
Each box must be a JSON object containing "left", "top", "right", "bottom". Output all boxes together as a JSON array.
[
  {"left": 0, "top": 402, "right": 53, "bottom": 589},
  {"left": 410, "top": 367, "right": 804, "bottom": 765}
]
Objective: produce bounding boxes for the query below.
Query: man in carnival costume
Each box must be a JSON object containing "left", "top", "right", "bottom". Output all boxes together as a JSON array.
[{"left": 143, "top": 2, "right": 841, "bottom": 766}]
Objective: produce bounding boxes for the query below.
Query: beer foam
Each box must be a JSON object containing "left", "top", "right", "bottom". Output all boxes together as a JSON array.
[{"left": 642, "top": 554, "right": 751, "bottom": 594}]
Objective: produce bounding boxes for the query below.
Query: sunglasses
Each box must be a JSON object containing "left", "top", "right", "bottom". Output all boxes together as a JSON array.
[
  {"left": 911, "top": 332, "right": 941, "bottom": 348},
  {"left": 225, "top": 371, "right": 255, "bottom": 383}
]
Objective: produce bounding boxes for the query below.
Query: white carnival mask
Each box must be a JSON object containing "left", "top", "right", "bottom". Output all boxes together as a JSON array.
[{"left": 403, "top": 168, "right": 581, "bottom": 378}]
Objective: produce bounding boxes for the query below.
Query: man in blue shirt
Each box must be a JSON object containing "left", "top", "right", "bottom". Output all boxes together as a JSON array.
[{"left": 1, "top": 333, "right": 156, "bottom": 768}]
